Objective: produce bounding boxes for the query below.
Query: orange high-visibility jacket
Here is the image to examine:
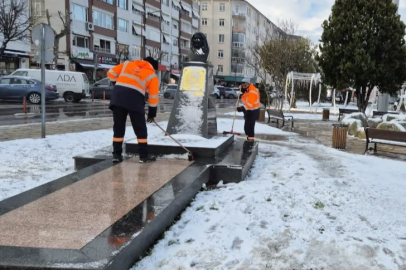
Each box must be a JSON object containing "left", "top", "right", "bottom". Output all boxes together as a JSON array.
[
  {"left": 241, "top": 83, "right": 260, "bottom": 111},
  {"left": 108, "top": 60, "right": 159, "bottom": 114}
]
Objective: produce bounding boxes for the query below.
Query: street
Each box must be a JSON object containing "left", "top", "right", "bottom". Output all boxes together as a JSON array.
[{"left": 0, "top": 98, "right": 237, "bottom": 127}]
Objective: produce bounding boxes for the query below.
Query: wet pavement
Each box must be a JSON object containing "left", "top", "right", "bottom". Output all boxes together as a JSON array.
[{"left": 0, "top": 98, "right": 238, "bottom": 127}]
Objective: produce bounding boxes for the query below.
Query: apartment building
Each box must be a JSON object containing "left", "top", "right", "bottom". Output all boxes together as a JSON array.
[
  {"left": 198, "top": 0, "right": 280, "bottom": 85},
  {"left": 27, "top": 0, "right": 200, "bottom": 83}
]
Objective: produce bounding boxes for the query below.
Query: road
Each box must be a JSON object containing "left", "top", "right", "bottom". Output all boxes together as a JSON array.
[{"left": 0, "top": 97, "right": 237, "bottom": 127}]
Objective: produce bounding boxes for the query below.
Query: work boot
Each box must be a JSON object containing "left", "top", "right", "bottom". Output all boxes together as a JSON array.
[
  {"left": 139, "top": 154, "right": 157, "bottom": 163},
  {"left": 112, "top": 154, "right": 123, "bottom": 163}
]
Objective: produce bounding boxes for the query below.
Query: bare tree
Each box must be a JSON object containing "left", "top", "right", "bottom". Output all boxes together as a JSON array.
[
  {"left": 0, "top": 0, "right": 35, "bottom": 55},
  {"left": 260, "top": 20, "right": 317, "bottom": 109},
  {"left": 146, "top": 47, "right": 168, "bottom": 63},
  {"left": 45, "top": 9, "right": 71, "bottom": 69}
]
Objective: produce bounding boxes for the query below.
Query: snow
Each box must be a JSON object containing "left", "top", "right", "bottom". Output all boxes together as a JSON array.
[
  {"left": 130, "top": 134, "right": 232, "bottom": 148},
  {"left": 216, "top": 118, "right": 295, "bottom": 136},
  {"left": 370, "top": 139, "right": 406, "bottom": 147},
  {"left": 176, "top": 92, "right": 204, "bottom": 135},
  {"left": 132, "top": 140, "right": 406, "bottom": 270},
  {"left": 0, "top": 118, "right": 287, "bottom": 201}
]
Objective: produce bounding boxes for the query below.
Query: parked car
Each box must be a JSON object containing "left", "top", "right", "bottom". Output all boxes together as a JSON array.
[
  {"left": 214, "top": 87, "right": 220, "bottom": 99},
  {"left": 0, "top": 76, "right": 59, "bottom": 104},
  {"left": 11, "top": 69, "right": 89, "bottom": 103},
  {"left": 163, "top": 84, "right": 178, "bottom": 99},
  {"left": 225, "top": 87, "right": 239, "bottom": 99},
  {"left": 90, "top": 78, "right": 113, "bottom": 99}
]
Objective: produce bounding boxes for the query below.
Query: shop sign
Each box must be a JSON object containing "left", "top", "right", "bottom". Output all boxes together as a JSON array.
[
  {"left": 99, "top": 56, "right": 118, "bottom": 65},
  {"left": 71, "top": 48, "right": 93, "bottom": 60},
  {"left": 171, "top": 68, "right": 181, "bottom": 75}
]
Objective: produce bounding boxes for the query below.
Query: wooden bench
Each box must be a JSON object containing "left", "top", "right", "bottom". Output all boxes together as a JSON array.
[
  {"left": 364, "top": 128, "right": 406, "bottom": 154},
  {"left": 266, "top": 109, "right": 294, "bottom": 130},
  {"left": 372, "top": 111, "right": 399, "bottom": 118},
  {"left": 338, "top": 108, "right": 359, "bottom": 121}
]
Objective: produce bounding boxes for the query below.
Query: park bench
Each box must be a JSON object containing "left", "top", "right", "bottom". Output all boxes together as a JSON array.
[
  {"left": 372, "top": 111, "right": 399, "bottom": 118},
  {"left": 267, "top": 109, "right": 294, "bottom": 130},
  {"left": 338, "top": 108, "right": 359, "bottom": 121},
  {"left": 364, "top": 128, "right": 406, "bottom": 154}
]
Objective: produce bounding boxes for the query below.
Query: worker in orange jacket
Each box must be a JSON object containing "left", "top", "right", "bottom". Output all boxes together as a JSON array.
[
  {"left": 108, "top": 57, "right": 159, "bottom": 163},
  {"left": 236, "top": 78, "right": 260, "bottom": 141}
]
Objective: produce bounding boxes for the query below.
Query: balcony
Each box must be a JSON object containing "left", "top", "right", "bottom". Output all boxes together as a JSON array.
[
  {"left": 171, "top": 45, "right": 179, "bottom": 55},
  {"left": 132, "top": 12, "right": 143, "bottom": 25},
  {"left": 232, "top": 42, "right": 245, "bottom": 48},
  {"left": 232, "top": 25, "right": 246, "bottom": 33},
  {"left": 231, "top": 57, "right": 245, "bottom": 64},
  {"left": 161, "top": 3, "right": 171, "bottom": 15},
  {"left": 232, "top": 12, "right": 246, "bottom": 19},
  {"left": 192, "top": 18, "right": 198, "bottom": 28},
  {"left": 94, "top": 47, "right": 111, "bottom": 54},
  {"left": 171, "top": 8, "right": 179, "bottom": 20},
  {"left": 161, "top": 22, "right": 170, "bottom": 33}
]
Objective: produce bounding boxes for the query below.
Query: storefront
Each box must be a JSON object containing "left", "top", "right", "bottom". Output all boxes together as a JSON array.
[{"left": 0, "top": 50, "right": 29, "bottom": 75}]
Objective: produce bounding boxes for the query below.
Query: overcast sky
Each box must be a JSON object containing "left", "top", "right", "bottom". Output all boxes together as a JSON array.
[{"left": 248, "top": 0, "right": 406, "bottom": 44}]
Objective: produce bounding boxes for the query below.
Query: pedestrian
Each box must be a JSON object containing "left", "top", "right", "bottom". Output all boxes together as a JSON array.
[
  {"left": 236, "top": 77, "right": 260, "bottom": 141},
  {"left": 107, "top": 57, "right": 159, "bottom": 163}
]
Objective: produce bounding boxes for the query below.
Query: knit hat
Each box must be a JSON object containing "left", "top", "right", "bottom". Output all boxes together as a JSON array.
[{"left": 143, "top": 57, "right": 159, "bottom": 71}]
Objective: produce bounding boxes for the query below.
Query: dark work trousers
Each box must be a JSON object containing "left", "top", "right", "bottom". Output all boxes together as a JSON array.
[
  {"left": 113, "top": 106, "right": 148, "bottom": 158},
  {"left": 244, "top": 109, "right": 260, "bottom": 140}
]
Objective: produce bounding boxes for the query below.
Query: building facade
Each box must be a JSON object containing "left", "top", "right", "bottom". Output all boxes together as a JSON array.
[
  {"left": 198, "top": 0, "right": 279, "bottom": 85},
  {"left": 27, "top": 0, "right": 200, "bottom": 84}
]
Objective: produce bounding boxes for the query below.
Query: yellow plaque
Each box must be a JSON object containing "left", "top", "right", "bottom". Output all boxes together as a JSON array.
[{"left": 180, "top": 67, "right": 206, "bottom": 93}]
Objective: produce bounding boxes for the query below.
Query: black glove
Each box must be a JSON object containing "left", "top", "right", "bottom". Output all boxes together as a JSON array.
[
  {"left": 147, "top": 107, "right": 157, "bottom": 123},
  {"left": 237, "top": 106, "right": 245, "bottom": 112}
]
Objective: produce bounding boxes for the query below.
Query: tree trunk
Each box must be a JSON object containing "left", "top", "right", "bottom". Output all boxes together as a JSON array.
[
  {"left": 53, "top": 37, "right": 60, "bottom": 70},
  {"left": 0, "top": 42, "right": 7, "bottom": 56}
]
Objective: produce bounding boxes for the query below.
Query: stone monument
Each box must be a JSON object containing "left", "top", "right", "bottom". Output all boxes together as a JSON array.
[{"left": 166, "top": 32, "right": 217, "bottom": 138}]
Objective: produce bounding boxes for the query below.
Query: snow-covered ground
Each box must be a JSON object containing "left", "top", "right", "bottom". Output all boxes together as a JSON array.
[
  {"left": 224, "top": 111, "right": 339, "bottom": 121},
  {"left": 132, "top": 140, "right": 406, "bottom": 270},
  {"left": 0, "top": 118, "right": 286, "bottom": 201}
]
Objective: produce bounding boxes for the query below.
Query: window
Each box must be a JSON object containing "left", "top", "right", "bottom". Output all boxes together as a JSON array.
[
  {"left": 219, "top": 3, "right": 225, "bottom": 11},
  {"left": 131, "top": 46, "right": 141, "bottom": 59},
  {"left": 145, "top": 28, "right": 161, "bottom": 42},
  {"left": 94, "top": 39, "right": 111, "bottom": 53},
  {"left": 32, "top": 0, "right": 44, "bottom": 16},
  {"left": 235, "top": 5, "right": 239, "bottom": 13},
  {"left": 0, "top": 78, "right": 11, "bottom": 84},
  {"left": 202, "top": 18, "right": 207, "bottom": 26},
  {"left": 71, "top": 4, "right": 88, "bottom": 22},
  {"left": 173, "top": 22, "right": 178, "bottom": 29},
  {"left": 219, "top": 19, "right": 225, "bottom": 27},
  {"left": 181, "top": 22, "right": 192, "bottom": 34},
  {"left": 118, "top": 18, "right": 128, "bottom": 32},
  {"left": 147, "top": 9, "right": 160, "bottom": 22},
  {"left": 201, "top": 3, "right": 207, "bottom": 11},
  {"left": 218, "top": 50, "right": 224, "bottom": 58},
  {"left": 218, "top": 65, "right": 223, "bottom": 73},
  {"left": 73, "top": 35, "right": 90, "bottom": 48},
  {"left": 173, "top": 38, "right": 178, "bottom": 46},
  {"left": 117, "top": 0, "right": 127, "bottom": 9},
  {"left": 181, "top": 39, "right": 189, "bottom": 49},
  {"left": 93, "top": 10, "right": 113, "bottom": 29},
  {"left": 162, "top": 0, "right": 170, "bottom": 7},
  {"left": 100, "top": 0, "right": 113, "bottom": 4},
  {"left": 219, "top": 34, "right": 225, "bottom": 43},
  {"left": 162, "top": 54, "right": 169, "bottom": 62}
]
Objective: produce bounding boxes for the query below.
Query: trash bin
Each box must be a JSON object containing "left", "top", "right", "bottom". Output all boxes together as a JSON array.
[
  {"left": 258, "top": 109, "right": 266, "bottom": 122},
  {"left": 322, "top": 108, "right": 330, "bottom": 121},
  {"left": 332, "top": 124, "right": 349, "bottom": 149}
]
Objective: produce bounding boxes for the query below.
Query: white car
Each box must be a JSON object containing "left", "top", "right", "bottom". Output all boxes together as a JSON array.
[{"left": 12, "top": 69, "right": 90, "bottom": 103}]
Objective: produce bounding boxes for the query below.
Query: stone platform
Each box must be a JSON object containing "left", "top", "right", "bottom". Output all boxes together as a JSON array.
[{"left": 0, "top": 139, "right": 258, "bottom": 270}]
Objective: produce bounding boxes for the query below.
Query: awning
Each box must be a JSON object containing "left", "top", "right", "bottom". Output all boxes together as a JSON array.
[
  {"left": 98, "top": 63, "right": 115, "bottom": 69},
  {"left": 162, "top": 14, "right": 171, "bottom": 22},
  {"left": 180, "top": 3, "right": 192, "bottom": 14},
  {"left": 192, "top": 10, "right": 200, "bottom": 18},
  {"left": 72, "top": 59, "right": 95, "bottom": 68},
  {"left": 4, "top": 50, "right": 29, "bottom": 58},
  {"left": 132, "top": 3, "right": 144, "bottom": 12},
  {"left": 158, "top": 64, "right": 167, "bottom": 71},
  {"left": 162, "top": 34, "right": 171, "bottom": 44},
  {"left": 172, "top": 0, "right": 181, "bottom": 9},
  {"left": 132, "top": 25, "right": 145, "bottom": 36}
]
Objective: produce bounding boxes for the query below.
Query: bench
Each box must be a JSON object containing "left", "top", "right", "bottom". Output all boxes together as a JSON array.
[
  {"left": 364, "top": 128, "right": 406, "bottom": 154},
  {"left": 338, "top": 108, "right": 359, "bottom": 121},
  {"left": 266, "top": 109, "right": 294, "bottom": 130},
  {"left": 372, "top": 111, "right": 399, "bottom": 118}
]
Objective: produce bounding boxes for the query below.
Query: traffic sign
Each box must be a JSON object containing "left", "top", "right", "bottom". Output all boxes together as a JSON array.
[{"left": 32, "top": 23, "right": 55, "bottom": 50}]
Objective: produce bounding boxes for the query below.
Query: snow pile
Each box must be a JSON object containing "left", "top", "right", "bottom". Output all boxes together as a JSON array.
[
  {"left": 176, "top": 92, "right": 204, "bottom": 135},
  {"left": 132, "top": 141, "right": 406, "bottom": 270},
  {"left": 216, "top": 118, "right": 295, "bottom": 136},
  {"left": 147, "top": 134, "right": 231, "bottom": 148}
]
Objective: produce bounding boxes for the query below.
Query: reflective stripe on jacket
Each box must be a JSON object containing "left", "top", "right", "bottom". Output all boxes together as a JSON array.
[
  {"left": 108, "top": 60, "right": 159, "bottom": 108},
  {"left": 241, "top": 83, "right": 260, "bottom": 111}
]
